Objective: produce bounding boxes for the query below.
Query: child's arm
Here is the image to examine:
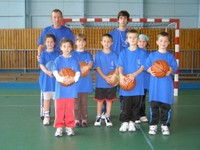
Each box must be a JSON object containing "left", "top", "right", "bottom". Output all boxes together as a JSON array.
[
  {"left": 40, "top": 64, "right": 54, "bottom": 78},
  {"left": 118, "top": 66, "right": 126, "bottom": 85},
  {"left": 127, "top": 66, "right": 144, "bottom": 81},
  {"left": 166, "top": 67, "right": 174, "bottom": 76},
  {"left": 147, "top": 67, "right": 156, "bottom": 77},
  {"left": 96, "top": 67, "right": 110, "bottom": 83}
]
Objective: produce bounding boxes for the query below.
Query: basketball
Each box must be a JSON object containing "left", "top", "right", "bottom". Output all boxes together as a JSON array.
[
  {"left": 151, "top": 60, "right": 170, "bottom": 78},
  {"left": 119, "top": 74, "right": 136, "bottom": 91},
  {"left": 58, "top": 68, "right": 75, "bottom": 86},
  {"left": 79, "top": 62, "right": 90, "bottom": 77},
  {"left": 107, "top": 71, "right": 119, "bottom": 87}
]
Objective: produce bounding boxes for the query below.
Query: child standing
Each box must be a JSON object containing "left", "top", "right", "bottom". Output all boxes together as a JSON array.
[
  {"left": 136, "top": 34, "right": 150, "bottom": 123},
  {"left": 93, "top": 34, "right": 118, "bottom": 127},
  {"left": 39, "top": 34, "right": 60, "bottom": 125},
  {"left": 118, "top": 30, "right": 147, "bottom": 132},
  {"left": 52, "top": 39, "right": 80, "bottom": 137},
  {"left": 71, "top": 33, "right": 93, "bottom": 127},
  {"left": 145, "top": 32, "right": 178, "bottom": 135}
]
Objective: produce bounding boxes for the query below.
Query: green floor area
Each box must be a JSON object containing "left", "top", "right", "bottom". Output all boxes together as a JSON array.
[{"left": 0, "top": 89, "right": 200, "bottom": 150}]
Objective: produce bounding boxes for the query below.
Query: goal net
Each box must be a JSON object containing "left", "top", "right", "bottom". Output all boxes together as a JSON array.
[{"left": 62, "top": 18, "right": 180, "bottom": 96}]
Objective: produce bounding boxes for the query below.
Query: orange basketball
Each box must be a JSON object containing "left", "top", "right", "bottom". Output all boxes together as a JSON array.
[
  {"left": 59, "top": 68, "right": 75, "bottom": 86},
  {"left": 119, "top": 74, "right": 136, "bottom": 91},
  {"left": 107, "top": 71, "right": 119, "bottom": 87},
  {"left": 151, "top": 60, "right": 170, "bottom": 78},
  {"left": 79, "top": 62, "right": 90, "bottom": 77}
]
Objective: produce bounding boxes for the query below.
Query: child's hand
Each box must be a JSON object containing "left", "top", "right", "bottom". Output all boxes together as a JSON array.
[
  {"left": 46, "top": 70, "right": 54, "bottom": 78},
  {"left": 63, "top": 76, "right": 75, "bottom": 86},
  {"left": 119, "top": 74, "right": 126, "bottom": 85},
  {"left": 148, "top": 67, "right": 156, "bottom": 76},
  {"left": 126, "top": 73, "right": 136, "bottom": 82},
  {"left": 166, "top": 67, "right": 173, "bottom": 76}
]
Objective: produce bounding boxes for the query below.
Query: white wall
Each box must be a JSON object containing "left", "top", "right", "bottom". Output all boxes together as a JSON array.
[{"left": 0, "top": 0, "right": 199, "bottom": 28}]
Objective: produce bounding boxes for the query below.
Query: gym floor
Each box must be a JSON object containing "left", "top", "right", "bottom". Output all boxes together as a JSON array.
[{"left": 0, "top": 85, "right": 199, "bottom": 150}]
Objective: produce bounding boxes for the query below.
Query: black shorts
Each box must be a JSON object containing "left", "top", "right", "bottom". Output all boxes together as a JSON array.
[{"left": 94, "top": 87, "right": 117, "bottom": 102}]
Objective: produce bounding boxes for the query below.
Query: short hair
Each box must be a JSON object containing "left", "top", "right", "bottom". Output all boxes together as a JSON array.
[
  {"left": 126, "top": 29, "right": 139, "bottom": 38},
  {"left": 117, "top": 10, "right": 130, "bottom": 21},
  {"left": 44, "top": 34, "right": 56, "bottom": 43},
  {"left": 102, "top": 33, "right": 113, "bottom": 41},
  {"left": 59, "top": 38, "right": 73, "bottom": 48},
  {"left": 51, "top": 9, "right": 63, "bottom": 18},
  {"left": 157, "top": 31, "right": 170, "bottom": 41},
  {"left": 75, "top": 33, "right": 87, "bottom": 41}
]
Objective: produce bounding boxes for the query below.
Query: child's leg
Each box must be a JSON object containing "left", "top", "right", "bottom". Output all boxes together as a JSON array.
[
  {"left": 140, "top": 89, "right": 147, "bottom": 117},
  {"left": 65, "top": 98, "right": 75, "bottom": 128},
  {"left": 97, "top": 101, "right": 103, "bottom": 116},
  {"left": 160, "top": 103, "right": 171, "bottom": 126},
  {"left": 74, "top": 93, "right": 81, "bottom": 121},
  {"left": 149, "top": 101, "right": 160, "bottom": 125},
  {"left": 54, "top": 99, "right": 65, "bottom": 128},
  {"left": 105, "top": 101, "right": 112, "bottom": 117},
  {"left": 80, "top": 93, "right": 88, "bottom": 122}
]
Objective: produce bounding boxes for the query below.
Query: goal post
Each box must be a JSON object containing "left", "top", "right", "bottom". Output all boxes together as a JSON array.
[{"left": 62, "top": 18, "right": 180, "bottom": 96}]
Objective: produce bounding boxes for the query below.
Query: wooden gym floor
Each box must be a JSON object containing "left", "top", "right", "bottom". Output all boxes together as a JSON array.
[{"left": 0, "top": 85, "right": 199, "bottom": 150}]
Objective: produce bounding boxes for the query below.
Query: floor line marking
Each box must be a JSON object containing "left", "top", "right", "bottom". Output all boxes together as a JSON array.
[{"left": 136, "top": 124, "right": 155, "bottom": 150}]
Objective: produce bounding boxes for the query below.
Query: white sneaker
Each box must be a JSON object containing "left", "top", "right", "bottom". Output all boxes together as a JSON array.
[
  {"left": 140, "top": 116, "right": 148, "bottom": 122},
  {"left": 94, "top": 116, "right": 102, "bottom": 126},
  {"left": 101, "top": 112, "right": 106, "bottom": 120},
  {"left": 119, "top": 122, "right": 129, "bottom": 132},
  {"left": 148, "top": 125, "right": 158, "bottom": 135},
  {"left": 161, "top": 125, "right": 170, "bottom": 135},
  {"left": 66, "top": 127, "right": 75, "bottom": 136},
  {"left": 43, "top": 116, "right": 50, "bottom": 125},
  {"left": 105, "top": 117, "right": 113, "bottom": 127},
  {"left": 135, "top": 120, "right": 141, "bottom": 124},
  {"left": 128, "top": 121, "right": 136, "bottom": 132},
  {"left": 55, "top": 128, "right": 63, "bottom": 137}
]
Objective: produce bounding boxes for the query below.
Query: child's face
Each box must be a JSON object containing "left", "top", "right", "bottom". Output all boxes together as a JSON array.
[
  {"left": 118, "top": 16, "right": 128, "bottom": 27},
  {"left": 45, "top": 37, "right": 55, "bottom": 50},
  {"left": 156, "top": 36, "right": 170, "bottom": 50},
  {"left": 138, "top": 38, "right": 147, "bottom": 49},
  {"left": 127, "top": 33, "right": 138, "bottom": 46},
  {"left": 60, "top": 42, "right": 73, "bottom": 55},
  {"left": 75, "top": 38, "right": 86, "bottom": 50},
  {"left": 101, "top": 36, "right": 113, "bottom": 49}
]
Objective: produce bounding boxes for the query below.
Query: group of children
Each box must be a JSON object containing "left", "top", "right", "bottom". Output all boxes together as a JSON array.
[{"left": 38, "top": 10, "right": 178, "bottom": 137}]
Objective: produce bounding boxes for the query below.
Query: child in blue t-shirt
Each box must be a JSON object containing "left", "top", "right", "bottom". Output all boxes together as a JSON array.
[
  {"left": 52, "top": 39, "right": 80, "bottom": 137},
  {"left": 118, "top": 30, "right": 147, "bottom": 132},
  {"left": 71, "top": 33, "right": 93, "bottom": 127},
  {"left": 145, "top": 32, "right": 178, "bottom": 136},
  {"left": 136, "top": 34, "right": 150, "bottom": 123},
  {"left": 93, "top": 34, "right": 118, "bottom": 127},
  {"left": 39, "top": 34, "right": 60, "bottom": 125}
]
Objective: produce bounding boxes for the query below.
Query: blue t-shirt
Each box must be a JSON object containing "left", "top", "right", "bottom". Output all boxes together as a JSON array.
[
  {"left": 94, "top": 50, "right": 118, "bottom": 88},
  {"left": 71, "top": 50, "right": 93, "bottom": 93},
  {"left": 53, "top": 55, "right": 80, "bottom": 99},
  {"left": 118, "top": 47, "right": 147, "bottom": 96},
  {"left": 145, "top": 51, "right": 178, "bottom": 104},
  {"left": 110, "top": 28, "right": 129, "bottom": 56},
  {"left": 37, "top": 25, "right": 75, "bottom": 52},
  {"left": 39, "top": 50, "right": 60, "bottom": 92},
  {"left": 144, "top": 50, "right": 151, "bottom": 89}
]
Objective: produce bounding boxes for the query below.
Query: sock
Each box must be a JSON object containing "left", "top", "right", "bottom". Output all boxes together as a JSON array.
[{"left": 44, "top": 111, "right": 49, "bottom": 117}]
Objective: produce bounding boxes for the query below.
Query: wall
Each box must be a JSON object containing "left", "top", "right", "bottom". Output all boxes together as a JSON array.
[{"left": 0, "top": 0, "right": 199, "bottom": 28}]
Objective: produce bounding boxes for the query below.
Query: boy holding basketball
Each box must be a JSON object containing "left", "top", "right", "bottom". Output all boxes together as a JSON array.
[
  {"left": 71, "top": 33, "right": 93, "bottom": 127},
  {"left": 93, "top": 34, "right": 118, "bottom": 127},
  {"left": 52, "top": 39, "right": 80, "bottom": 137},
  {"left": 145, "top": 32, "right": 178, "bottom": 135},
  {"left": 39, "top": 34, "right": 60, "bottom": 125},
  {"left": 118, "top": 30, "right": 147, "bottom": 132}
]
